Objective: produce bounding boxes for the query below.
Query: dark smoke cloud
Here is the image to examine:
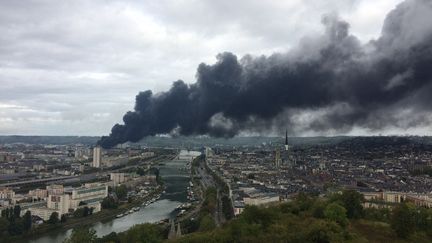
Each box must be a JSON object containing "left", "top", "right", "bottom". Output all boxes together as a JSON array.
[{"left": 99, "top": 0, "right": 432, "bottom": 148}]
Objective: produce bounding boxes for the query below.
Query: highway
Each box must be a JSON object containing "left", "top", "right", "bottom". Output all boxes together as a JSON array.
[
  {"left": 0, "top": 153, "right": 175, "bottom": 189},
  {"left": 195, "top": 157, "right": 225, "bottom": 226}
]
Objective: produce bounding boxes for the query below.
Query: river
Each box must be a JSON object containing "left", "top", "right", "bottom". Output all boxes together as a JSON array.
[{"left": 29, "top": 150, "right": 199, "bottom": 243}]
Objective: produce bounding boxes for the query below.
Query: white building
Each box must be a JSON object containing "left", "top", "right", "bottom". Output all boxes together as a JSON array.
[
  {"left": 24, "top": 183, "right": 108, "bottom": 221},
  {"left": 46, "top": 184, "right": 64, "bottom": 195},
  {"left": 47, "top": 194, "right": 70, "bottom": 216},
  {"left": 103, "top": 155, "right": 128, "bottom": 167},
  {"left": 142, "top": 151, "right": 155, "bottom": 158},
  {"left": 27, "top": 207, "right": 59, "bottom": 221},
  {"left": 110, "top": 172, "right": 126, "bottom": 186},
  {"left": 92, "top": 146, "right": 102, "bottom": 168},
  {"left": 0, "top": 188, "right": 15, "bottom": 200},
  {"left": 29, "top": 188, "right": 48, "bottom": 199},
  {"left": 67, "top": 183, "right": 108, "bottom": 212},
  {"left": 243, "top": 194, "right": 280, "bottom": 206},
  {"left": 178, "top": 150, "right": 201, "bottom": 161}
]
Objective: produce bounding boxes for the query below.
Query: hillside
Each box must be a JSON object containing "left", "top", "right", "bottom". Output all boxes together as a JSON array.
[{"left": 63, "top": 190, "right": 432, "bottom": 243}]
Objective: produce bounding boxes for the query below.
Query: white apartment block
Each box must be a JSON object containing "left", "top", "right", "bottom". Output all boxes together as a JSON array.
[{"left": 92, "top": 146, "right": 102, "bottom": 168}]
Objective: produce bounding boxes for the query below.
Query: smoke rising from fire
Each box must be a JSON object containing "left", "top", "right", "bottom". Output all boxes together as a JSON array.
[{"left": 99, "top": 0, "right": 432, "bottom": 148}]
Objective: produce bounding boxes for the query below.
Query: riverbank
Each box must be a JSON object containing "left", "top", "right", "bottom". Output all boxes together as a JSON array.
[
  {"left": 15, "top": 184, "right": 165, "bottom": 243},
  {"left": 18, "top": 150, "right": 194, "bottom": 243}
]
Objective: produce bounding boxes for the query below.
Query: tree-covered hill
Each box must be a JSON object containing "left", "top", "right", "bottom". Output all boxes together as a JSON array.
[{"left": 63, "top": 190, "right": 432, "bottom": 243}]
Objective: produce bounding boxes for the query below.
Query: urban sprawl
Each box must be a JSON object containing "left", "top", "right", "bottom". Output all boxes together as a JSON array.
[{"left": 0, "top": 136, "right": 432, "bottom": 235}]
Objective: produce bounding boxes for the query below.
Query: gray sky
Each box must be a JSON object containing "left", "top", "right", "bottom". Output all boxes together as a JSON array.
[{"left": 0, "top": 0, "right": 407, "bottom": 136}]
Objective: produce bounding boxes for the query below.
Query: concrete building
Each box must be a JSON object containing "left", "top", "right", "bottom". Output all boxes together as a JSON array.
[
  {"left": 205, "top": 147, "right": 214, "bottom": 158},
  {"left": 29, "top": 188, "right": 48, "bottom": 199},
  {"left": 46, "top": 184, "right": 64, "bottom": 195},
  {"left": 142, "top": 151, "right": 155, "bottom": 158},
  {"left": 75, "top": 146, "right": 91, "bottom": 159},
  {"left": 275, "top": 149, "right": 281, "bottom": 168},
  {"left": 178, "top": 150, "right": 201, "bottom": 161},
  {"left": 362, "top": 191, "right": 432, "bottom": 208},
  {"left": 47, "top": 194, "right": 70, "bottom": 216},
  {"left": 25, "top": 183, "right": 108, "bottom": 220},
  {"left": 0, "top": 188, "right": 15, "bottom": 200},
  {"left": 67, "top": 183, "right": 108, "bottom": 211},
  {"left": 103, "top": 155, "right": 128, "bottom": 167},
  {"left": 233, "top": 201, "right": 245, "bottom": 216},
  {"left": 110, "top": 172, "right": 126, "bottom": 186},
  {"left": 244, "top": 194, "right": 280, "bottom": 206},
  {"left": 92, "top": 146, "right": 102, "bottom": 168},
  {"left": 25, "top": 206, "right": 58, "bottom": 221}
]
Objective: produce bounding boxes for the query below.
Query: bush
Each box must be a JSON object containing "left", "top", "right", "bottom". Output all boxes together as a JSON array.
[
  {"left": 324, "top": 203, "right": 348, "bottom": 227},
  {"left": 102, "top": 197, "right": 118, "bottom": 209},
  {"left": 391, "top": 203, "right": 415, "bottom": 238},
  {"left": 47, "top": 212, "right": 59, "bottom": 224}
]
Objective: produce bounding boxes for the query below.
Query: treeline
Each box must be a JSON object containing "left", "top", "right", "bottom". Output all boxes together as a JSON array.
[
  {"left": 63, "top": 223, "right": 165, "bottom": 243},
  {"left": 61, "top": 190, "right": 432, "bottom": 242},
  {"left": 198, "top": 187, "right": 217, "bottom": 232},
  {"left": 175, "top": 190, "right": 432, "bottom": 242},
  {"left": 203, "top": 156, "right": 234, "bottom": 220},
  {"left": 0, "top": 205, "right": 32, "bottom": 237}
]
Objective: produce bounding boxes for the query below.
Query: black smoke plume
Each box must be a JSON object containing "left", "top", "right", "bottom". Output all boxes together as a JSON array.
[{"left": 99, "top": 0, "right": 432, "bottom": 148}]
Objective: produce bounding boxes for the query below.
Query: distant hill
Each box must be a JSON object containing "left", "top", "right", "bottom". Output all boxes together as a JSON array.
[
  {"left": 0, "top": 135, "right": 431, "bottom": 147},
  {"left": 0, "top": 136, "right": 100, "bottom": 145}
]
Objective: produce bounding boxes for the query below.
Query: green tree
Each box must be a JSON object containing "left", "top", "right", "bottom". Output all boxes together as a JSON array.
[
  {"left": 222, "top": 195, "right": 234, "bottom": 220},
  {"left": 295, "top": 192, "right": 315, "bottom": 211},
  {"left": 99, "top": 232, "right": 120, "bottom": 242},
  {"left": 331, "top": 190, "right": 364, "bottom": 219},
  {"left": 364, "top": 207, "right": 390, "bottom": 222},
  {"left": 63, "top": 227, "right": 97, "bottom": 243},
  {"left": 200, "top": 187, "right": 217, "bottom": 216},
  {"left": 311, "top": 200, "right": 327, "bottom": 219},
  {"left": 73, "top": 208, "right": 85, "bottom": 218},
  {"left": 305, "top": 220, "right": 344, "bottom": 242},
  {"left": 8, "top": 216, "right": 23, "bottom": 235},
  {"left": 0, "top": 208, "right": 7, "bottom": 218},
  {"left": 391, "top": 203, "right": 415, "bottom": 238},
  {"left": 102, "top": 197, "right": 118, "bottom": 209},
  {"left": 199, "top": 214, "right": 216, "bottom": 232},
  {"left": 414, "top": 207, "right": 429, "bottom": 231},
  {"left": 121, "top": 223, "right": 163, "bottom": 243},
  {"left": 0, "top": 217, "right": 9, "bottom": 236},
  {"left": 83, "top": 207, "right": 90, "bottom": 217},
  {"left": 136, "top": 167, "right": 145, "bottom": 176},
  {"left": 23, "top": 211, "right": 32, "bottom": 231},
  {"left": 153, "top": 168, "right": 160, "bottom": 181},
  {"left": 13, "top": 205, "right": 21, "bottom": 218},
  {"left": 324, "top": 203, "right": 348, "bottom": 227},
  {"left": 60, "top": 214, "right": 67, "bottom": 223},
  {"left": 48, "top": 212, "right": 59, "bottom": 224},
  {"left": 241, "top": 205, "right": 277, "bottom": 229},
  {"left": 115, "top": 185, "right": 128, "bottom": 200}
]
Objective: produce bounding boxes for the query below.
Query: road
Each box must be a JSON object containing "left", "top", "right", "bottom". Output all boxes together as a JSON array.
[
  {"left": 1, "top": 154, "right": 175, "bottom": 189},
  {"left": 195, "top": 157, "right": 225, "bottom": 226}
]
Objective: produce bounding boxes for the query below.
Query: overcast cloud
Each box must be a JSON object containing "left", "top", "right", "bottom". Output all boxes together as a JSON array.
[{"left": 0, "top": 0, "right": 407, "bottom": 136}]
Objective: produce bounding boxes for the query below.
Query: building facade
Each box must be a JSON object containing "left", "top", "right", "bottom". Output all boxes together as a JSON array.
[{"left": 92, "top": 146, "right": 102, "bottom": 168}]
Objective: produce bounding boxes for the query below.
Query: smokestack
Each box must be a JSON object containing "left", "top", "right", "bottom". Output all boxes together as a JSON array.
[
  {"left": 285, "top": 129, "right": 289, "bottom": 151},
  {"left": 99, "top": 0, "right": 432, "bottom": 148}
]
